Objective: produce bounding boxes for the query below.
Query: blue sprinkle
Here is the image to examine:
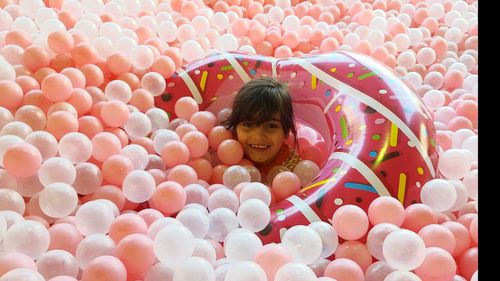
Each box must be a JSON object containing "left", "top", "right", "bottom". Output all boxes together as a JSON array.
[
  {"left": 250, "top": 69, "right": 257, "bottom": 75},
  {"left": 369, "top": 151, "right": 378, "bottom": 157},
  {"left": 325, "top": 89, "right": 331, "bottom": 97},
  {"left": 344, "top": 182, "right": 378, "bottom": 193}
]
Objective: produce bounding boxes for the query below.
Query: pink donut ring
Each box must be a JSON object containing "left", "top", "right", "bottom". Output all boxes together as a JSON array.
[{"left": 154, "top": 51, "right": 438, "bottom": 244}]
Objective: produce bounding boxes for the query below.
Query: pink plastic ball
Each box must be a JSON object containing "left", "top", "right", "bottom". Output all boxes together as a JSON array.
[
  {"left": 91, "top": 132, "right": 122, "bottom": 162},
  {"left": 368, "top": 196, "right": 406, "bottom": 226},
  {"left": 0, "top": 252, "right": 37, "bottom": 276},
  {"left": 149, "top": 181, "right": 186, "bottom": 216},
  {"left": 331, "top": 204, "right": 369, "bottom": 240},
  {"left": 0, "top": 80, "right": 23, "bottom": 109},
  {"left": 41, "top": 73, "right": 73, "bottom": 102},
  {"left": 458, "top": 247, "right": 477, "bottom": 280},
  {"left": 167, "top": 164, "right": 198, "bottom": 186},
  {"left": 108, "top": 213, "right": 148, "bottom": 243},
  {"left": 418, "top": 224, "right": 456, "bottom": 255},
  {"left": 3, "top": 142, "right": 42, "bottom": 178},
  {"left": 116, "top": 233, "right": 155, "bottom": 274},
  {"left": 255, "top": 244, "right": 293, "bottom": 281},
  {"left": 190, "top": 111, "right": 217, "bottom": 135},
  {"left": 271, "top": 171, "right": 300, "bottom": 201},
  {"left": 81, "top": 255, "right": 127, "bottom": 281},
  {"left": 292, "top": 160, "right": 320, "bottom": 187},
  {"left": 48, "top": 223, "right": 83, "bottom": 255},
  {"left": 402, "top": 203, "right": 438, "bottom": 233},
  {"left": 217, "top": 139, "right": 244, "bottom": 165},
  {"left": 415, "top": 247, "right": 457, "bottom": 281},
  {"left": 182, "top": 131, "right": 209, "bottom": 158},
  {"left": 208, "top": 126, "right": 233, "bottom": 150},
  {"left": 324, "top": 258, "right": 364, "bottom": 281},
  {"left": 175, "top": 97, "right": 199, "bottom": 120},
  {"left": 335, "top": 241, "right": 372, "bottom": 272}
]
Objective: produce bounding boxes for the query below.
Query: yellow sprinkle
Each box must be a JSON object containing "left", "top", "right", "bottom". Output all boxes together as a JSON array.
[
  {"left": 300, "top": 177, "right": 334, "bottom": 192},
  {"left": 200, "top": 71, "right": 208, "bottom": 91},
  {"left": 417, "top": 167, "right": 424, "bottom": 175},
  {"left": 398, "top": 173, "right": 407, "bottom": 204},
  {"left": 311, "top": 75, "right": 317, "bottom": 90},
  {"left": 335, "top": 105, "right": 342, "bottom": 112},
  {"left": 345, "top": 139, "right": 353, "bottom": 146},
  {"left": 330, "top": 67, "right": 337, "bottom": 72},
  {"left": 390, "top": 123, "right": 398, "bottom": 147},
  {"left": 217, "top": 74, "right": 223, "bottom": 80}
]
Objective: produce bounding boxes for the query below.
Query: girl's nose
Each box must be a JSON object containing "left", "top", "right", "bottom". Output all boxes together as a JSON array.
[{"left": 248, "top": 125, "right": 266, "bottom": 138}]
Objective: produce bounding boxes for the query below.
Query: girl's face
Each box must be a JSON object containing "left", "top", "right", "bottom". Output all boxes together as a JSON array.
[{"left": 236, "top": 114, "right": 285, "bottom": 166}]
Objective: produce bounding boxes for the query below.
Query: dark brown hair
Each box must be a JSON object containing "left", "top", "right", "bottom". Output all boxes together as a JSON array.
[{"left": 223, "top": 77, "right": 297, "bottom": 143}]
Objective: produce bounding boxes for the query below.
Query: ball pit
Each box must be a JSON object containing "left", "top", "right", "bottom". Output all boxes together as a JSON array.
[{"left": 0, "top": 0, "right": 477, "bottom": 280}]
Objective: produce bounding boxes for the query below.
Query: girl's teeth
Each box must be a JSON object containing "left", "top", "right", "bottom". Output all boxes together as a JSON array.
[{"left": 251, "top": 144, "right": 268, "bottom": 149}]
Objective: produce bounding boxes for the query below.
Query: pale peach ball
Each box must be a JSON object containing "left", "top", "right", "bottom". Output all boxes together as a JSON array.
[
  {"left": 59, "top": 67, "right": 86, "bottom": 89},
  {"left": 100, "top": 100, "right": 130, "bottom": 128},
  {"left": 66, "top": 88, "right": 93, "bottom": 116},
  {"left": 14, "top": 105, "right": 47, "bottom": 131},
  {"left": 91, "top": 132, "right": 122, "bottom": 162},
  {"left": 45, "top": 111, "right": 79, "bottom": 140},
  {"left": 175, "top": 96, "right": 199, "bottom": 120},
  {"left": 78, "top": 116, "right": 104, "bottom": 139},
  {"left": 47, "top": 102, "right": 79, "bottom": 119},
  {"left": 129, "top": 89, "right": 155, "bottom": 113},
  {"left": 3, "top": 142, "right": 42, "bottom": 179},
  {"left": 102, "top": 154, "right": 134, "bottom": 186},
  {"left": 0, "top": 80, "right": 23, "bottom": 109},
  {"left": 41, "top": 73, "right": 74, "bottom": 102}
]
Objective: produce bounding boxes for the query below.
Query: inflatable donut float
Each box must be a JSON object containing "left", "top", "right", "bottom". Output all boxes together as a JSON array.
[{"left": 154, "top": 51, "right": 439, "bottom": 244}]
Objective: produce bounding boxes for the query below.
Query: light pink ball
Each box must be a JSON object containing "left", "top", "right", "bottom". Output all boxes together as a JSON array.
[
  {"left": 217, "top": 139, "right": 244, "bottom": 165},
  {"left": 182, "top": 131, "right": 209, "bottom": 158},
  {"left": 368, "top": 196, "right": 406, "bottom": 226},
  {"left": 324, "top": 258, "right": 364, "bottom": 281},
  {"left": 331, "top": 204, "right": 369, "bottom": 240},
  {"left": 167, "top": 164, "right": 198, "bottom": 186},
  {"left": 175, "top": 96, "right": 199, "bottom": 120},
  {"left": 415, "top": 247, "right": 457, "bottom": 281},
  {"left": 418, "top": 224, "right": 456, "bottom": 255}
]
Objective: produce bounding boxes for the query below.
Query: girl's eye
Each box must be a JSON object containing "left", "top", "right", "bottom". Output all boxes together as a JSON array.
[
  {"left": 265, "top": 123, "right": 280, "bottom": 129},
  {"left": 242, "top": 122, "right": 255, "bottom": 127}
]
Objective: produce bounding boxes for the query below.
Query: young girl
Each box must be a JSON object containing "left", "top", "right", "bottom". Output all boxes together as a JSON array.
[{"left": 223, "top": 77, "right": 301, "bottom": 182}]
